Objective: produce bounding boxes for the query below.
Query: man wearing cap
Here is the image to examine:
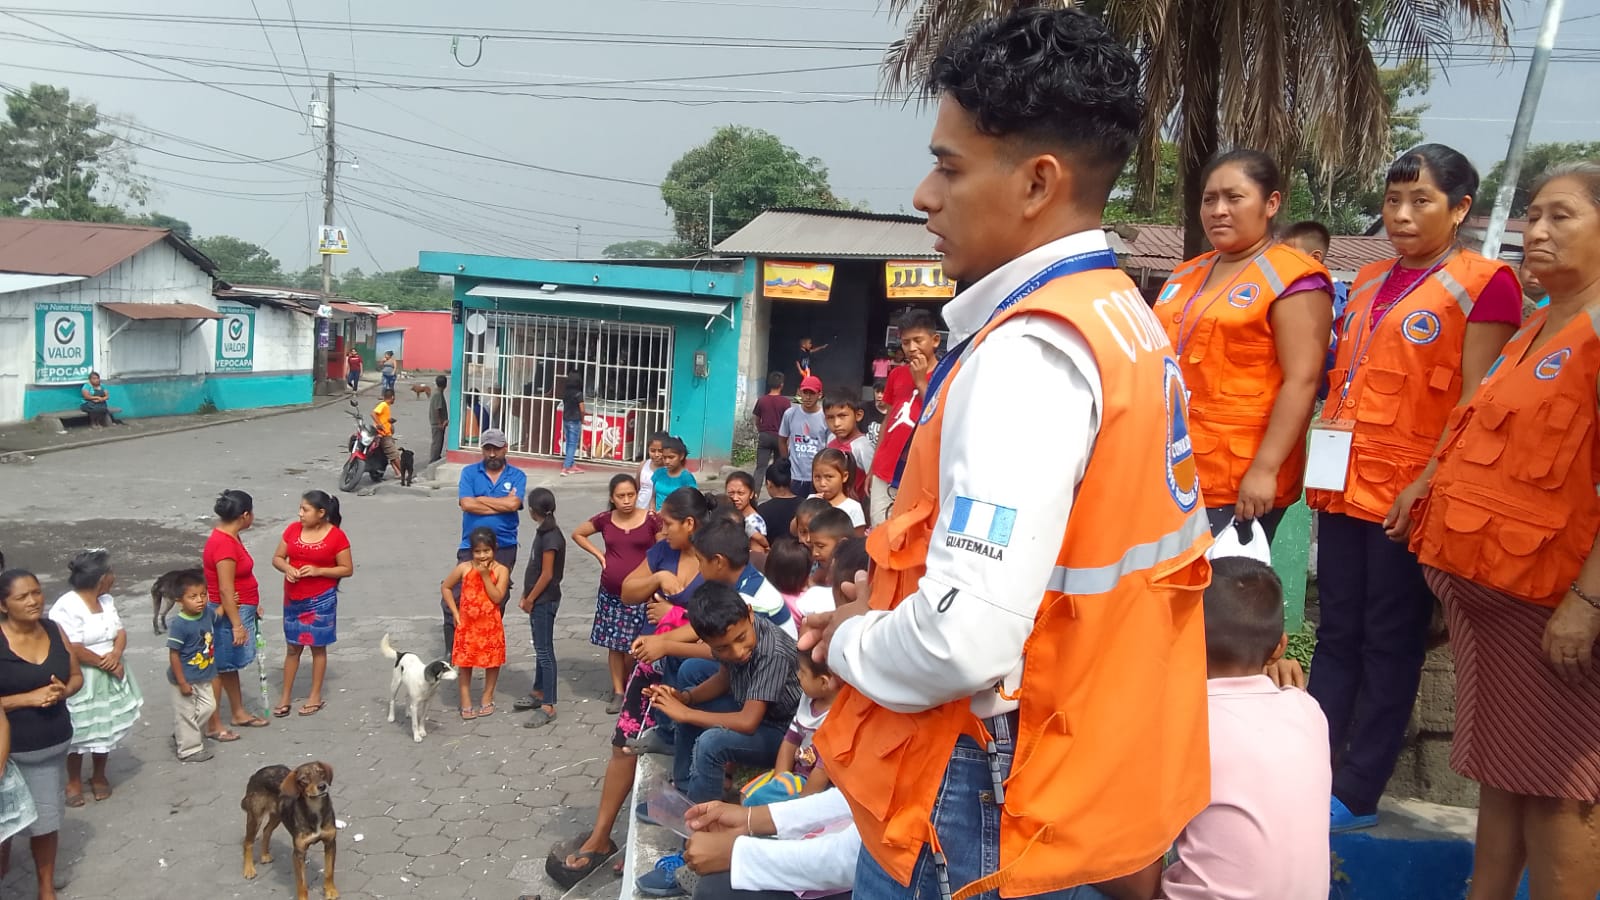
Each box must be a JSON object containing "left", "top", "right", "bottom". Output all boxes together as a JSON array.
[
  {"left": 779, "top": 375, "right": 827, "bottom": 497},
  {"left": 447, "top": 428, "right": 527, "bottom": 652}
]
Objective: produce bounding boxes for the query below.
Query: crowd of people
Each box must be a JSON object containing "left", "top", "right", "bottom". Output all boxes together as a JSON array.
[{"left": 4, "top": 8, "right": 1600, "bottom": 900}]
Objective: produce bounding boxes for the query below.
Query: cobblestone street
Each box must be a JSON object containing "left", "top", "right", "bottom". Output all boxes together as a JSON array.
[{"left": 0, "top": 400, "right": 629, "bottom": 899}]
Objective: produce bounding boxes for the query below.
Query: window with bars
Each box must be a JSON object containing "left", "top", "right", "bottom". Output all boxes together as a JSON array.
[{"left": 459, "top": 309, "right": 673, "bottom": 462}]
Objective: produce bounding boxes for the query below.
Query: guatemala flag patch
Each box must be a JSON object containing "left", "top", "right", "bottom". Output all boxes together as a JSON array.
[{"left": 945, "top": 496, "right": 1018, "bottom": 560}]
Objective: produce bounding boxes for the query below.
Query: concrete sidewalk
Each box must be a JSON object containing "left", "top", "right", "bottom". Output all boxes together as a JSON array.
[{"left": 0, "top": 376, "right": 384, "bottom": 457}]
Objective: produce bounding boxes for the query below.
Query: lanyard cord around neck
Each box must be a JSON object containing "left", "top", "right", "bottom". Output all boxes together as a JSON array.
[
  {"left": 1333, "top": 251, "right": 1457, "bottom": 415},
  {"left": 1172, "top": 248, "right": 1271, "bottom": 356},
  {"left": 890, "top": 248, "right": 1120, "bottom": 488}
]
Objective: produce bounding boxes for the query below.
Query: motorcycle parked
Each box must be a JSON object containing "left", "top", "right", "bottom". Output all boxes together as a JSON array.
[{"left": 339, "top": 400, "right": 389, "bottom": 492}]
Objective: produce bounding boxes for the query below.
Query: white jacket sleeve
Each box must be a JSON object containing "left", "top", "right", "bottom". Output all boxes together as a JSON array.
[
  {"left": 729, "top": 825, "right": 861, "bottom": 893},
  {"left": 829, "top": 315, "right": 1101, "bottom": 713}
]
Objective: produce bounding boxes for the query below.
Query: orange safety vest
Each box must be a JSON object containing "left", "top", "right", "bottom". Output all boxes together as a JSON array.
[
  {"left": 1413, "top": 307, "right": 1600, "bottom": 607},
  {"left": 1306, "top": 250, "right": 1512, "bottom": 522},
  {"left": 1155, "top": 244, "right": 1330, "bottom": 507},
  {"left": 816, "top": 269, "right": 1213, "bottom": 899}
]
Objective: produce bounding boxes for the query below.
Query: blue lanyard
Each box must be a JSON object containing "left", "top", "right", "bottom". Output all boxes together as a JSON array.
[
  {"left": 892, "top": 249, "right": 1119, "bottom": 487},
  {"left": 1333, "top": 253, "right": 1454, "bottom": 415}
]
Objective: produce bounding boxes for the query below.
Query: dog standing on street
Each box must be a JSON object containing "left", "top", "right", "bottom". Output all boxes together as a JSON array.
[
  {"left": 381, "top": 633, "right": 456, "bottom": 742},
  {"left": 151, "top": 567, "right": 203, "bottom": 634},
  {"left": 241, "top": 761, "right": 338, "bottom": 900}
]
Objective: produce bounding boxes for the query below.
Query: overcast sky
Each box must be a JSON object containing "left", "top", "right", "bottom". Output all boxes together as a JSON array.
[{"left": 0, "top": 1, "right": 1593, "bottom": 274}]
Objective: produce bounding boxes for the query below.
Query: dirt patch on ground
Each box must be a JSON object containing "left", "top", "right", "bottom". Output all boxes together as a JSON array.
[{"left": 0, "top": 518, "right": 208, "bottom": 593}]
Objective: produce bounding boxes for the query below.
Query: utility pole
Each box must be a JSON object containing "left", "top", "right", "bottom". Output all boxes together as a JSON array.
[
  {"left": 1482, "top": 0, "right": 1564, "bottom": 259},
  {"left": 707, "top": 190, "right": 715, "bottom": 252},
  {"left": 315, "top": 72, "right": 336, "bottom": 395}
]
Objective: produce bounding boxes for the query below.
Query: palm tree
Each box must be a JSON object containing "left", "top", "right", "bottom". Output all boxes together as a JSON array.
[{"left": 881, "top": 0, "right": 1509, "bottom": 256}]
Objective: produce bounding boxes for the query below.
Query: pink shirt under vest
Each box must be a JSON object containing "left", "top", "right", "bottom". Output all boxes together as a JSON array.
[{"left": 1162, "top": 675, "right": 1332, "bottom": 900}]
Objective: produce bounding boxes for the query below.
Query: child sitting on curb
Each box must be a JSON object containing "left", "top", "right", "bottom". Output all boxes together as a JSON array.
[{"left": 1161, "top": 556, "right": 1331, "bottom": 900}]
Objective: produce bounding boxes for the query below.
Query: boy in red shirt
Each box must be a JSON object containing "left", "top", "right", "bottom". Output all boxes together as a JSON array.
[{"left": 867, "top": 310, "right": 941, "bottom": 523}]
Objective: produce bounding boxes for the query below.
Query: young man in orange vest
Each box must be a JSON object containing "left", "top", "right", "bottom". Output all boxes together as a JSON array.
[{"left": 800, "top": 8, "right": 1213, "bottom": 900}]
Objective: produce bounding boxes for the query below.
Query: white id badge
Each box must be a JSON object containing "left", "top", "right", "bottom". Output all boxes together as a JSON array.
[{"left": 1304, "top": 422, "right": 1355, "bottom": 492}]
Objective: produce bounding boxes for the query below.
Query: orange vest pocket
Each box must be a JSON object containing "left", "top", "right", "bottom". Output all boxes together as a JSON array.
[{"left": 1355, "top": 368, "right": 1407, "bottom": 427}]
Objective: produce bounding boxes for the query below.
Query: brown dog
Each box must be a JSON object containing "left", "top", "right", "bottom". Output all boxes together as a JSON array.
[
  {"left": 410, "top": 383, "right": 432, "bottom": 400},
  {"left": 241, "top": 761, "right": 338, "bottom": 900}
]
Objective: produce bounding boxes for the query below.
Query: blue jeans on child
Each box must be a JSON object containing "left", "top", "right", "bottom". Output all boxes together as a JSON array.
[
  {"left": 675, "top": 718, "right": 787, "bottom": 803},
  {"left": 528, "top": 599, "right": 559, "bottom": 705},
  {"left": 851, "top": 716, "right": 1117, "bottom": 900},
  {"left": 659, "top": 657, "right": 737, "bottom": 750},
  {"left": 563, "top": 419, "right": 582, "bottom": 468}
]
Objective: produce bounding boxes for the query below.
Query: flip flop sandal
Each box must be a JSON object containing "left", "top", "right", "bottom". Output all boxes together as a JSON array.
[
  {"left": 272, "top": 705, "right": 292, "bottom": 718},
  {"left": 233, "top": 716, "right": 270, "bottom": 728},
  {"left": 65, "top": 791, "right": 86, "bottom": 808},
  {"left": 544, "top": 839, "right": 618, "bottom": 889},
  {"left": 298, "top": 702, "right": 326, "bottom": 716},
  {"left": 91, "top": 781, "right": 112, "bottom": 802},
  {"left": 205, "top": 730, "right": 242, "bottom": 742},
  {"left": 477, "top": 703, "right": 496, "bottom": 717},
  {"left": 460, "top": 707, "right": 478, "bottom": 720}
]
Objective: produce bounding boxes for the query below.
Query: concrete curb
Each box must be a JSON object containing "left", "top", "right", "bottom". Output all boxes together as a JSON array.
[{"left": 10, "top": 384, "right": 379, "bottom": 458}]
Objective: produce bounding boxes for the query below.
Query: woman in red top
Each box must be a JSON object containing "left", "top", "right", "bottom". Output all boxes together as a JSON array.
[
  {"left": 572, "top": 474, "right": 659, "bottom": 712},
  {"left": 201, "top": 489, "right": 268, "bottom": 740},
  {"left": 270, "top": 490, "right": 353, "bottom": 717}
]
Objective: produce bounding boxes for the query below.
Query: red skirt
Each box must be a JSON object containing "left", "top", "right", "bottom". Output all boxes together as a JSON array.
[{"left": 1425, "top": 568, "right": 1600, "bottom": 801}]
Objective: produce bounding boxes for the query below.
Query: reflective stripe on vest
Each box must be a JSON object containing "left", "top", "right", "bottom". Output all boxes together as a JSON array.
[{"left": 1047, "top": 508, "right": 1211, "bottom": 595}]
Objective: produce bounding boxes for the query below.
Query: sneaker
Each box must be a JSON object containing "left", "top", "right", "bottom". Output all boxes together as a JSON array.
[
  {"left": 569, "top": 465, "right": 585, "bottom": 474},
  {"left": 179, "top": 749, "right": 215, "bottom": 763},
  {"left": 560, "top": 468, "right": 571, "bottom": 476},
  {"left": 636, "top": 853, "right": 687, "bottom": 897},
  {"left": 1330, "top": 796, "right": 1378, "bottom": 833}
]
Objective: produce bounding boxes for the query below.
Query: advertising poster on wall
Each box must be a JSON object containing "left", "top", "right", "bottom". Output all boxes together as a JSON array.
[
  {"left": 34, "top": 302, "right": 94, "bottom": 383},
  {"left": 761, "top": 261, "right": 834, "bottom": 302},
  {"left": 215, "top": 302, "right": 256, "bottom": 371},
  {"left": 885, "top": 261, "right": 956, "bottom": 299}
]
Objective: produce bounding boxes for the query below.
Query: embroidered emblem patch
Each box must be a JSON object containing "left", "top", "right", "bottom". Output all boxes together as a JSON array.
[
  {"left": 1401, "top": 310, "right": 1442, "bottom": 345},
  {"left": 945, "top": 496, "right": 1017, "bottom": 560},
  {"left": 1535, "top": 348, "right": 1570, "bottom": 381},
  {"left": 1164, "top": 357, "right": 1200, "bottom": 513},
  {"left": 1227, "top": 283, "right": 1261, "bottom": 308}
]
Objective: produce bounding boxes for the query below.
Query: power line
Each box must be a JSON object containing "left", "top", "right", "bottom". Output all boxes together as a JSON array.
[
  {"left": 0, "top": 12, "right": 664, "bottom": 189},
  {"left": 246, "top": 0, "right": 302, "bottom": 124},
  {"left": 282, "top": 0, "right": 314, "bottom": 94}
]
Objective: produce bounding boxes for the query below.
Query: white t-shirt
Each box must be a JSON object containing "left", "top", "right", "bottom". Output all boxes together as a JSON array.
[
  {"left": 796, "top": 585, "right": 835, "bottom": 619},
  {"left": 636, "top": 458, "right": 658, "bottom": 511},
  {"left": 49, "top": 592, "right": 124, "bottom": 654},
  {"left": 811, "top": 495, "right": 866, "bottom": 529}
]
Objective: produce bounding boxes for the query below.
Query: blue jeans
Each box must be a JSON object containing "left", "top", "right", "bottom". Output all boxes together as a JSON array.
[
  {"left": 675, "top": 719, "right": 787, "bottom": 803},
  {"left": 852, "top": 724, "right": 1118, "bottom": 900},
  {"left": 664, "top": 658, "right": 738, "bottom": 774},
  {"left": 562, "top": 419, "right": 582, "bottom": 468},
  {"left": 346, "top": 368, "right": 360, "bottom": 390},
  {"left": 382, "top": 372, "right": 397, "bottom": 393},
  {"left": 528, "top": 600, "right": 559, "bottom": 705}
]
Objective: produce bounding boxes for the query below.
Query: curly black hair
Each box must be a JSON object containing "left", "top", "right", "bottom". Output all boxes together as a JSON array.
[{"left": 928, "top": 6, "right": 1141, "bottom": 203}]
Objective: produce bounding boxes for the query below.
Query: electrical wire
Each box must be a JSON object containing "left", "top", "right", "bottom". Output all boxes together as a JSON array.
[{"left": 246, "top": 0, "right": 302, "bottom": 125}]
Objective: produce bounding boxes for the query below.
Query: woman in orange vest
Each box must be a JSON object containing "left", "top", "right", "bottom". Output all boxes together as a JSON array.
[
  {"left": 1305, "top": 143, "right": 1521, "bottom": 833},
  {"left": 1405, "top": 163, "right": 1600, "bottom": 899},
  {"left": 1155, "top": 149, "right": 1332, "bottom": 540}
]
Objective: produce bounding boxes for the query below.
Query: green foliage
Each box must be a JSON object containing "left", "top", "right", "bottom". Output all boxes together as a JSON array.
[
  {"left": 194, "top": 235, "right": 285, "bottom": 285},
  {"left": 601, "top": 239, "right": 676, "bottom": 259},
  {"left": 661, "top": 126, "right": 846, "bottom": 250},
  {"left": 1285, "top": 621, "right": 1317, "bottom": 671},
  {"left": 0, "top": 83, "right": 147, "bottom": 220},
  {"left": 134, "top": 212, "right": 193, "bottom": 240},
  {"left": 1474, "top": 141, "right": 1600, "bottom": 218},
  {"left": 1107, "top": 141, "right": 1181, "bottom": 225}
]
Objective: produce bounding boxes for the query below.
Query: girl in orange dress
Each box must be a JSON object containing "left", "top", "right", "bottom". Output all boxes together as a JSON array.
[{"left": 441, "top": 527, "right": 509, "bottom": 719}]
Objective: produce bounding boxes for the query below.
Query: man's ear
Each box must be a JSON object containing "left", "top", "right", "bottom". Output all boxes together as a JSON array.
[{"left": 1268, "top": 633, "right": 1289, "bottom": 664}]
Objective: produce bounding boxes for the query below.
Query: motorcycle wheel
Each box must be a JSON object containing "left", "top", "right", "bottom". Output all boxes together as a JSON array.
[{"left": 339, "top": 458, "right": 362, "bottom": 492}]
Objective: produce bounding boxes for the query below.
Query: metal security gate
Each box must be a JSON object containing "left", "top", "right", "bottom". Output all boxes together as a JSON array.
[{"left": 460, "top": 309, "right": 672, "bottom": 462}]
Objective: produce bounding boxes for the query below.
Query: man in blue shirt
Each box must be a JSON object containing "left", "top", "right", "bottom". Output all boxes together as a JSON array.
[{"left": 445, "top": 428, "right": 526, "bottom": 652}]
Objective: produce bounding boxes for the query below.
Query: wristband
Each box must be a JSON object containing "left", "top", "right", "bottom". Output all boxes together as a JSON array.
[{"left": 1571, "top": 582, "right": 1600, "bottom": 612}]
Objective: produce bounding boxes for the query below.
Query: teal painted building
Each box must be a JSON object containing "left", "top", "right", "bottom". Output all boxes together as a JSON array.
[
  {"left": 418, "top": 252, "right": 750, "bottom": 470},
  {"left": 0, "top": 218, "right": 315, "bottom": 425}
]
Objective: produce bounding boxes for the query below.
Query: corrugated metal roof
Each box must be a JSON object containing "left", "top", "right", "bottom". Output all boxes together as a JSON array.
[
  {"left": 330, "top": 301, "right": 376, "bottom": 315},
  {"left": 100, "top": 302, "right": 223, "bottom": 320},
  {"left": 0, "top": 273, "right": 85, "bottom": 295},
  {"left": 0, "top": 217, "right": 216, "bottom": 277},
  {"left": 715, "top": 209, "right": 939, "bottom": 260},
  {"left": 1113, "top": 224, "right": 1398, "bottom": 280}
]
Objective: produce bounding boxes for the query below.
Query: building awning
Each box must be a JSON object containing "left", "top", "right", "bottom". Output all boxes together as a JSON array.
[
  {"left": 466, "top": 282, "right": 732, "bottom": 320},
  {"left": 330, "top": 301, "right": 374, "bottom": 315},
  {"left": 100, "top": 302, "right": 223, "bottom": 320},
  {"left": 0, "top": 273, "right": 86, "bottom": 295}
]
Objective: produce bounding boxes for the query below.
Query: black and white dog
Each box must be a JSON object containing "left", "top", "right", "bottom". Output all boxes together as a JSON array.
[{"left": 380, "top": 633, "right": 457, "bottom": 742}]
